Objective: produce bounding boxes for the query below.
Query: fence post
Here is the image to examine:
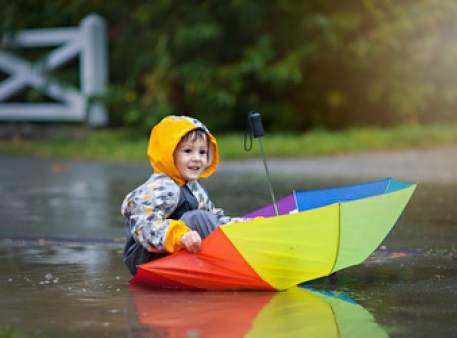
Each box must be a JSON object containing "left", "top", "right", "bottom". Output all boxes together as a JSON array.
[{"left": 80, "top": 14, "right": 108, "bottom": 127}]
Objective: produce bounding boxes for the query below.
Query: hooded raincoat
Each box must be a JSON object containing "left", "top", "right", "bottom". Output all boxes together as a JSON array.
[{"left": 122, "top": 115, "right": 236, "bottom": 274}]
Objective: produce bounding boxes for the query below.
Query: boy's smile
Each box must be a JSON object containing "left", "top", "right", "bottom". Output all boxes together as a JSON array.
[{"left": 173, "top": 137, "right": 209, "bottom": 182}]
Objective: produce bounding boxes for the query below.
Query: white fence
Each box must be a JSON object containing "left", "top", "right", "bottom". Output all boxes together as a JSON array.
[{"left": 0, "top": 14, "right": 108, "bottom": 127}]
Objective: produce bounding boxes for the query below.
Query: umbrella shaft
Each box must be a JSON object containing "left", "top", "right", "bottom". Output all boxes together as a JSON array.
[{"left": 258, "top": 138, "right": 279, "bottom": 216}]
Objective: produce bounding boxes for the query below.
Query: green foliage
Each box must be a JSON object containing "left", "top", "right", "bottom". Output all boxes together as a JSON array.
[
  {"left": 348, "top": 0, "right": 457, "bottom": 126},
  {"left": 1, "top": 1, "right": 457, "bottom": 132}
]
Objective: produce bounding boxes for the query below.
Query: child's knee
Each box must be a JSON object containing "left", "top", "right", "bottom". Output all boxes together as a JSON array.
[{"left": 180, "top": 210, "right": 218, "bottom": 238}]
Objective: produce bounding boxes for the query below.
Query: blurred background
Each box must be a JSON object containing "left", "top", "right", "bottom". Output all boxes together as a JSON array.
[{"left": 1, "top": 0, "right": 457, "bottom": 135}]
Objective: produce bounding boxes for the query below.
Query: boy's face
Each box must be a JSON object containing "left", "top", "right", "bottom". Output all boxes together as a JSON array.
[{"left": 173, "top": 136, "right": 209, "bottom": 182}]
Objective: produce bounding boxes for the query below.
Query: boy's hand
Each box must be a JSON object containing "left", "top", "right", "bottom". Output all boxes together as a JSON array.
[{"left": 181, "top": 231, "right": 202, "bottom": 253}]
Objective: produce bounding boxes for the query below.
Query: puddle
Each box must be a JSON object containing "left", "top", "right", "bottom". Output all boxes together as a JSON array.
[{"left": 1, "top": 156, "right": 457, "bottom": 337}]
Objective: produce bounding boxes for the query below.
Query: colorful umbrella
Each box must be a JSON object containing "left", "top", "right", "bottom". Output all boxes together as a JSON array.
[
  {"left": 127, "top": 285, "right": 389, "bottom": 337},
  {"left": 130, "top": 177, "right": 416, "bottom": 290}
]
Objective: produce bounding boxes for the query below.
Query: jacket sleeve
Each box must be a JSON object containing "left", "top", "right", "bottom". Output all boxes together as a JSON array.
[{"left": 121, "top": 175, "right": 191, "bottom": 253}]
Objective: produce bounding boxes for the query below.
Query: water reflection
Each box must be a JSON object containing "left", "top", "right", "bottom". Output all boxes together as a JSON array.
[
  {"left": 2, "top": 244, "right": 456, "bottom": 337},
  {"left": 126, "top": 286, "right": 388, "bottom": 338}
]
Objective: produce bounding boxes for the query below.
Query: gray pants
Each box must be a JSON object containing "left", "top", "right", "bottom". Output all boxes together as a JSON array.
[{"left": 180, "top": 210, "right": 219, "bottom": 239}]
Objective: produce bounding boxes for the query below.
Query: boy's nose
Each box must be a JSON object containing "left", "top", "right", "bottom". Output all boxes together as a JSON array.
[{"left": 192, "top": 152, "right": 203, "bottom": 160}]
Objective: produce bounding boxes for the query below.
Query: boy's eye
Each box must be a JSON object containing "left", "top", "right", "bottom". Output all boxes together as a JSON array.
[
  {"left": 199, "top": 150, "right": 207, "bottom": 155},
  {"left": 184, "top": 149, "right": 192, "bottom": 153}
]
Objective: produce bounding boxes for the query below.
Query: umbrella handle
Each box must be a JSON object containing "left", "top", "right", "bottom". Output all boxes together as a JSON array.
[{"left": 248, "top": 112, "right": 265, "bottom": 138}]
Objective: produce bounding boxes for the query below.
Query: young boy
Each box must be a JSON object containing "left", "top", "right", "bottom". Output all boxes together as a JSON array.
[{"left": 122, "top": 115, "right": 241, "bottom": 275}]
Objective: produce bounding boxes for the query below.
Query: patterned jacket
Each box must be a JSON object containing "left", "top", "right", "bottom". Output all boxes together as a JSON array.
[{"left": 122, "top": 173, "right": 233, "bottom": 253}]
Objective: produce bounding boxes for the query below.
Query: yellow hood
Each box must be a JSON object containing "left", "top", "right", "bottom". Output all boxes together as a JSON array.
[{"left": 147, "top": 115, "right": 219, "bottom": 186}]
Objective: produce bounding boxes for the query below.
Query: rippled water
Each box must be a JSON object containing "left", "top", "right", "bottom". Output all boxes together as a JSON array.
[{"left": 1, "top": 156, "right": 456, "bottom": 337}]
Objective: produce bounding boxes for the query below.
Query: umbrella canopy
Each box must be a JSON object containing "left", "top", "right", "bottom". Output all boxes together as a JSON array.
[
  {"left": 127, "top": 285, "right": 389, "bottom": 338},
  {"left": 131, "top": 177, "right": 416, "bottom": 290}
]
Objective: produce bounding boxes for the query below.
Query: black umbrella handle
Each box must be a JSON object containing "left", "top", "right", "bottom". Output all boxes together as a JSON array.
[{"left": 248, "top": 111, "right": 265, "bottom": 138}]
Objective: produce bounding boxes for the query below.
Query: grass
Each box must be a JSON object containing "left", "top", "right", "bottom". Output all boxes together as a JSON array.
[
  {"left": 0, "top": 326, "right": 46, "bottom": 338},
  {"left": 1, "top": 123, "right": 457, "bottom": 162}
]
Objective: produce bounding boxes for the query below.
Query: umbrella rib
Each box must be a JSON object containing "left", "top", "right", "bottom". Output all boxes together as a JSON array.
[{"left": 329, "top": 203, "right": 342, "bottom": 274}]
